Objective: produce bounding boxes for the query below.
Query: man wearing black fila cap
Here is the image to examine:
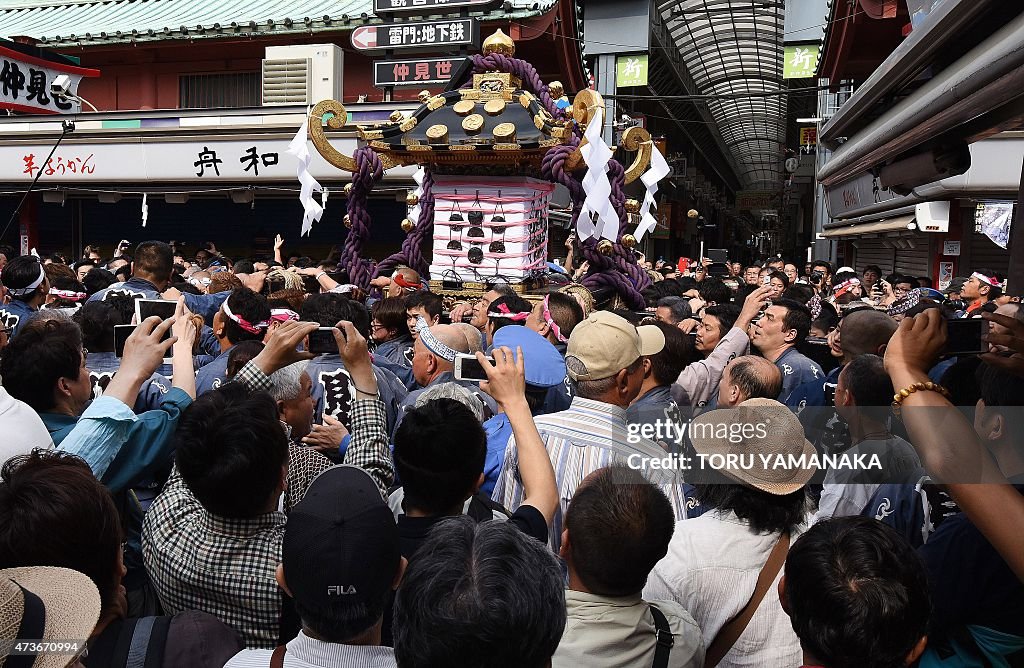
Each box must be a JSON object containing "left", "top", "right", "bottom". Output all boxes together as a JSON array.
[{"left": 225, "top": 465, "right": 405, "bottom": 668}]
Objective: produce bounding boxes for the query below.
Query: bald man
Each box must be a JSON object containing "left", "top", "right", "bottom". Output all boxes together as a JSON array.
[
  {"left": 394, "top": 320, "right": 496, "bottom": 438},
  {"left": 834, "top": 309, "right": 898, "bottom": 364},
  {"left": 717, "top": 356, "right": 783, "bottom": 408},
  {"left": 789, "top": 307, "right": 899, "bottom": 409}
]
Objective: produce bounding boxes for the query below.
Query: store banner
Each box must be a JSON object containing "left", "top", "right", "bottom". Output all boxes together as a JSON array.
[
  {"left": 783, "top": 44, "right": 819, "bottom": 79},
  {"left": 616, "top": 55, "right": 648, "bottom": 87},
  {"left": 0, "top": 136, "right": 415, "bottom": 183},
  {"left": 0, "top": 44, "right": 99, "bottom": 115}
]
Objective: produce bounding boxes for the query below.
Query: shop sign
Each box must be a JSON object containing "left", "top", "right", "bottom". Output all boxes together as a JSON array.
[
  {"left": 616, "top": 55, "right": 648, "bottom": 87},
  {"left": 783, "top": 44, "right": 819, "bottom": 79},
  {"left": 0, "top": 45, "right": 100, "bottom": 115},
  {"left": 942, "top": 240, "right": 961, "bottom": 256}
]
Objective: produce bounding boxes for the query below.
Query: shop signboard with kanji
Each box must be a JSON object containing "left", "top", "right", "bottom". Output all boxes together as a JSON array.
[
  {"left": 350, "top": 19, "right": 479, "bottom": 51},
  {"left": 373, "top": 0, "right": 500, "bottom": 13},
  {"left": 0, "top": 44, "right": 100, "bottom": 115},
  {"left": 374, "top": 57, "right": 468, "bottom": 86}
]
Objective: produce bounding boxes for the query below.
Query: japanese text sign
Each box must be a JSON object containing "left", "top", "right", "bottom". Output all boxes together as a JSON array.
[
  {"left": 374, "top": 57, "right": 468, "bottom": 86},
  {"left": 351, "top": 19, "right": 478, "bottom": 51},
  {"left": 616, "top": 54, "right": 648, "bottom": 88},
  {"left": 783, "top": 44, "right": 819, "bottom": 79},
  {"left": 0, "top": 45, "right": 100, "bottom": 115}
]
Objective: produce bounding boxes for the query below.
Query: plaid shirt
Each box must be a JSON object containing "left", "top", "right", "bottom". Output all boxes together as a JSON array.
[
  {"left": 142, "top": 363, "right": 394, "bottom": 648},
  {"left": 142, "top": 467, "right": 286, "bottom": 648},
  {"left": 235, "top": 360, "right": 394, "bottom": 496}
]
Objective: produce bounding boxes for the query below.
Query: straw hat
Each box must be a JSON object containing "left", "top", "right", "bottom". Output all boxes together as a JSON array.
[
  {"left": 0, "top": 567, "right": 101, "bottom": 668},
  {"left": 688, "top": 398, "right": 817, "bottom": 495}
]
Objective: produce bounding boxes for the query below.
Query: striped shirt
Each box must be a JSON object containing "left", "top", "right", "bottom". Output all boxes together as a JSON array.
[
  {"left": 493, "top": 396, "right": 688, "bottom": 553},
  {"left": 225, "top": 631, "right": 397, "bottom": 668}
]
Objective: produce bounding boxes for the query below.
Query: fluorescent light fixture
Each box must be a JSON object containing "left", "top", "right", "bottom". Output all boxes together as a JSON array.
[
  {"left": 796, "top": 117, "right": 822, "bottom": 123},
  {"left": 165, "top": 193, "right": 189, "bottom": 204}
]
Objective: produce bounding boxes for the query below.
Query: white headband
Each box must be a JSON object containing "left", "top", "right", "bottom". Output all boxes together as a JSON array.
[
  {"left": 417, "top": 316, "right": 457, "bottom": 363},
  {"left": 972, "top": 272, "right": 1001, "bottom": 288},
  {"left": 7, "top": 265, "right": 46, "bottom": 297}
]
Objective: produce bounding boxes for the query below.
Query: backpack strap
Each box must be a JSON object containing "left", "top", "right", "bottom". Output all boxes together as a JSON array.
[
  {"left": 466, "top": 491, "right": 512, "bottom": 522},
  {"left": 704, "top": 532, "right": 790, "bottom": 667},
  {"left": 122, "top": 615, "right": 171, "bottom": 668},
  {"left": 648, "top": 603, "right": 674, "bottom": 668},
  {"left": 270, "top": 645, "right": 287, "bottom": 668}
]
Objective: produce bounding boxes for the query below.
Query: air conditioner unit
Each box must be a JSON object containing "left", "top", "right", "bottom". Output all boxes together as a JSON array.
[{"left": 262, "top": 44, "right": 344, "bottom": 106}]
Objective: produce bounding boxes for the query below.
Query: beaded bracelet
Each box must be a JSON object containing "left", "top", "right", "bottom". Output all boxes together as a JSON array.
[{"left": 891, "top": 381, "right": 951, "bottom": 415}]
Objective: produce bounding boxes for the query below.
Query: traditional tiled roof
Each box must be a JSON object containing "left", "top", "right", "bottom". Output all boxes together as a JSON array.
[{"left": 0, "top": 0, "right": 556, "bottom": 46}]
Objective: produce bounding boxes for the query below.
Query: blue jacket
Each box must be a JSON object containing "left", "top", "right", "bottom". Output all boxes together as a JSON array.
[
  {"left": 87, "top": 277, "right": 230, "bottom": 325},
  {"left": 86, "top": 351, "right": 174, "bottom": 412},
  {"left": 0, "top": 299, "right": 40, "bottom": 338},
  {"left": 195, "top": 348, "right": 233, "bottom": 395},
  {"left": 374, "top": 335, "right": 414, "bottom": 368},
  {"left": 307, "top": 354, "right": 408, "bottom": 435},
  {"left": 41, "top": 387, "right": 192, "bottom": 495}
]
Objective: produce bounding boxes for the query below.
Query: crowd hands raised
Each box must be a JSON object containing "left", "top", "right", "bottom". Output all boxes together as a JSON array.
[{"left": 0, "top": 240, "right": 1023, "bottom": 668}]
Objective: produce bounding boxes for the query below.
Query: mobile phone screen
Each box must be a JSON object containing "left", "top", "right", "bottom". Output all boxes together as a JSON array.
[
  {"left": 114, "top": 324, "right": 136, "bottom": 358},
  {"left": 945, "top": 318, "right": 988, "bottom": 356},
  {"left": 307, "top": 328, "right": 340, "bottom": 355},
  {"left": 135, "top": 298, "right": 177, "bottom": 323},
  {"left": 455, "top": 354, "right": 495, "bottom": 382}
]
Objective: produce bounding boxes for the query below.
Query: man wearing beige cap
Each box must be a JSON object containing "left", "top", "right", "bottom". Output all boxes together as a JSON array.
[
  {"left": 645, "top": 398, "right": 815, "bottom": 668},
  {"left": 493, "top": 311, "right": 688, "bottom": 553}
]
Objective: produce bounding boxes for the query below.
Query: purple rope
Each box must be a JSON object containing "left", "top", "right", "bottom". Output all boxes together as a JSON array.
[
  {"left": 469, "top": 53, "right": 562, "bottom": 118},
  {"left": 374, "top": 168, "right": 434, "bottom": 280},
  {"left": 340, "top": 147, "right": 384, "bottom": 290}
]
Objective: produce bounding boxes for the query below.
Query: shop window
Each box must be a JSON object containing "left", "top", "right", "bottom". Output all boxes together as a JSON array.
[{"left": 179, "top": 72, "right": 259, "bottom": 109}]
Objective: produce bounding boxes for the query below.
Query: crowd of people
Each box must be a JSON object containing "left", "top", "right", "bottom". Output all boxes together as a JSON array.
[{"left": 0, "top": 238, "right": 1023, "bottom": 668}]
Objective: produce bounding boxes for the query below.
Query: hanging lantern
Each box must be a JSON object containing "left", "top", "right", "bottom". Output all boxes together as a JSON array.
[
  {"left": 401, "top": 218, "right": 415, "bottom": 232},
  {"left": 597, "top": 239, "right": 614, "bottom": 255},
  {"left": 621, "top": 234, "right": 637, "bottom": 248}
]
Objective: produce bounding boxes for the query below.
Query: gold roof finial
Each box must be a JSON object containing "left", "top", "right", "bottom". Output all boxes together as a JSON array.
[{"left": 482, "top": 28, "right": 515, "bottom": 57}]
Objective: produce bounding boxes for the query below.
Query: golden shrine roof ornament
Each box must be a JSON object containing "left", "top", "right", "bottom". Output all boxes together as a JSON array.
[{"left": 481, "top": 28, "right": 515, "bottom": 57}]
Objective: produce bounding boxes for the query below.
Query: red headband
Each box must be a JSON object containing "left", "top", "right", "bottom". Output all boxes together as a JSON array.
[
  {"left": 223, "top": 298, "right": 269, "bottom": 335},
  {"left": 393, "top": 273, "right": 421, "bottom": 290},
  {"left": 487, "top": 302, "right": 531, "bottom": 322},
  {"left": 49, "top": 288, "right": 87, "bottom": 302}
]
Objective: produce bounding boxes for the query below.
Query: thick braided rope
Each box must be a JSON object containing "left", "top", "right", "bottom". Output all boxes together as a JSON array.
[
  {"left": 469, "top": 53, "right": 562, "bottom": 118},
  {"left": 340, "top": 147, "right": 384, "bottom": 290},
  {"left": 374, "top": 168, "right": 435, "bottom": 280}
]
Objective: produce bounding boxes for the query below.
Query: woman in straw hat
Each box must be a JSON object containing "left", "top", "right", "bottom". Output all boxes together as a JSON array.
[
  {"left": 0, "top": 566, "right": 100, "bottom": 668},
  {"left": 644, "top": 398, "right": 816, "bottom": 668}
]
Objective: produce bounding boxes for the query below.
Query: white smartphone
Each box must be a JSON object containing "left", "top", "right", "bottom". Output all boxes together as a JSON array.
[
  {"left": 135, "top": 298, "right": 176, "bottom": 324},
  {"left": 453, "top": 353, "right": 495, "bottom": 382}
]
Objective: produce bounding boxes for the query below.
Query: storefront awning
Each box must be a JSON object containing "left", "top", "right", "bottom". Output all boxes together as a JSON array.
[
  {"left": 822, "top": 214, "right": 916, "bottom": 239},
  {"left": 817, "top": 9, "right": 1024, "bottom": 187}
]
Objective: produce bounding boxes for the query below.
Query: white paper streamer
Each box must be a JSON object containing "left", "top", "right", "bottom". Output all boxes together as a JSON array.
[
  {"left": 141, "top": 192, "right": 149, "bottom": 227},
  {"left": 287, "top": 119, "right": 324, "bottom": 237},
  {"left": 635, "top": 143, "right": 671, "bottom": 241},
  {"left": 576, "top": 114, "right": 619, "bottom": 241}
]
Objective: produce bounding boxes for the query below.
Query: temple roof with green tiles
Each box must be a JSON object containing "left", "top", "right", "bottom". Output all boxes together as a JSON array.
[{"left": 0, "top": 0, "right": 555, "bottom": 46}]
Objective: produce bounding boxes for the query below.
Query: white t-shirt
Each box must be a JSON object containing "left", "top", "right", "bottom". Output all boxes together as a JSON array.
[{"left": 0, "top": 386, "right": 53, "bottom": 467}]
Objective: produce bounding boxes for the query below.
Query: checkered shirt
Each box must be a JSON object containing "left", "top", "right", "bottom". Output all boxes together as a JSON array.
[
  {"left": 141, "top": 363, "right": 394, "bottom": 647},
  {"left": 142, "top": 467, "right": 286, "bottom": 648}
]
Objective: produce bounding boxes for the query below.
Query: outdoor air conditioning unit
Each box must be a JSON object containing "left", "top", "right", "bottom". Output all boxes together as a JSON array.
[{"left": 262, "top": 44, "right": 344, "bottom": 106}]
